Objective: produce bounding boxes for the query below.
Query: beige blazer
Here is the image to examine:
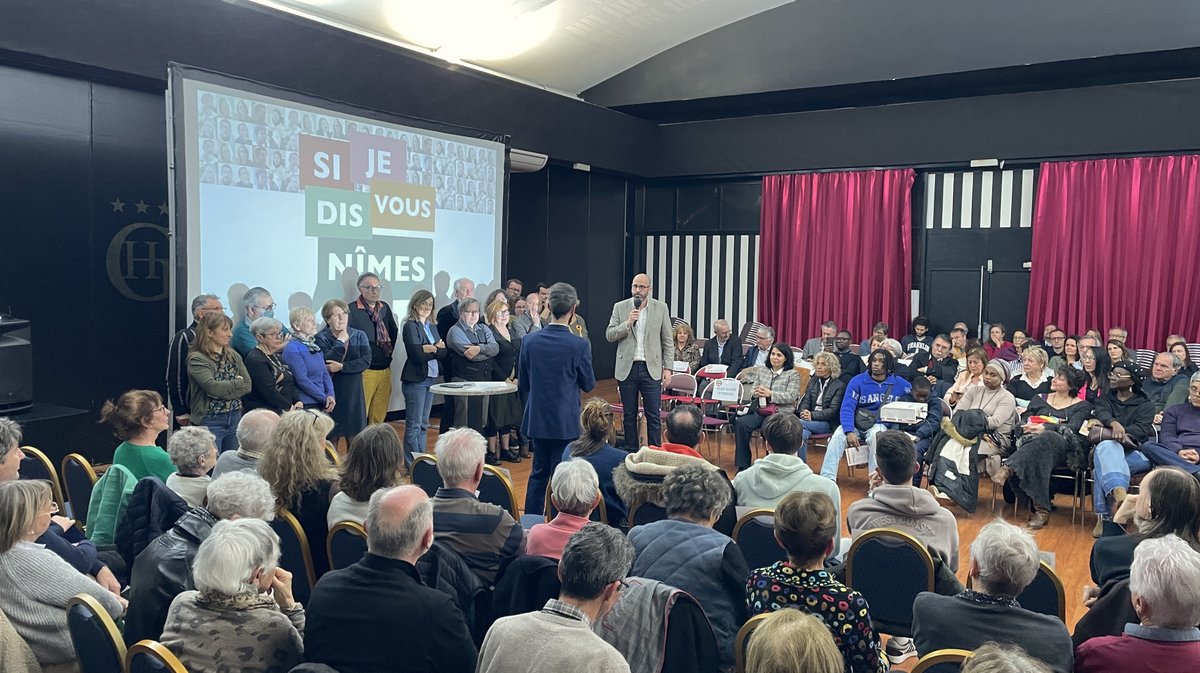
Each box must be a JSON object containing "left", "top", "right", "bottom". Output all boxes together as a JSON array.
[{"left": 605, "top": 297, "right": 674, "bottom": 381}]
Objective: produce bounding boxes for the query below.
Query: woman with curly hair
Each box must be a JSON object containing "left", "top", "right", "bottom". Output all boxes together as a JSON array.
[{"left": 258, "top": 409, "right": 338, "bottom": 577}]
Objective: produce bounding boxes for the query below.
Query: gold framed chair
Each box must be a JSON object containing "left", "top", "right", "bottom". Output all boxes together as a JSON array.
[{"left": 733, "top": 612, "right": 771, "bottom": 673}]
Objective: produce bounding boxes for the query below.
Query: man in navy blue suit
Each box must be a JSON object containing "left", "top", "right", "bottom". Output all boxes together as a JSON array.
[{"left": 518, "top": 282, "right": 596, "bottom": 516}]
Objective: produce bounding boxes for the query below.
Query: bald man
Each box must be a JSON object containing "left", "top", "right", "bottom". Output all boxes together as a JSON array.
[
  {"left": 606, "top": 273, "right": 674, "bottom": 449},
  {"left": 304, "top": 485, "right": 476, "bottom": 673}
]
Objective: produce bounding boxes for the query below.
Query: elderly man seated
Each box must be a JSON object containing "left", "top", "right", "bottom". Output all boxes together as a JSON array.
[
  {"left": 1144, "top": 352, "right": 1190, "bottom": 420},
  {"left": 628, "top": 463, "right": 749, "bottom": 667},
  {"left": 1141, "top": 373, "right": 1200, "bottom": 476},
  {"left": 164, "top": 426, "right": 219, "bottom": 508},
  {"left": 912, "top": 520, "right": 1073, "bottom": 673},
  {"left": 478, "top": 524, "right": 634, "bottom": 673},
  {"left": 525, "top": 460, "right": 601, "bottom": 560},
  {"left": 212, "top": 408, "right": 278, "bottom": 478},
  {"left": 125, "top": 471, "right": 277, "bottom": 645},
  {"left": 430, "top": 427, "right": 525, "bottom": 582},
  {"left": 1075, "top": 534, "right": 1200, "bottom": 673}
]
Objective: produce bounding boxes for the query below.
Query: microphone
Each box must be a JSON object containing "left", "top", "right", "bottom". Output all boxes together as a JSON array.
[{"left": 633, "top": 296, "right": 642, "bottom": 310}]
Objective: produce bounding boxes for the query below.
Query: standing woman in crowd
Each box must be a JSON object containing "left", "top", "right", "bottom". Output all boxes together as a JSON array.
[
  {"left": 399, "top": 289, "right": 445, "bottom": 464},
  {"left": 0, "top": 480, "right": 126, "bottom": 672},
  {"left": 188, "top": 312, "right": 252, "bottom": 452},
  {"left": 485, "top": 298, "right": 523, "bottom": 463},
  {"left": 481, "top": 289, "right": 507, "bottom": 322},
  {"left": 282, "top": 307, "right": 335, "bottom": 414},
  {"left": 673, "top": 322, "right": 702, "bottom": 373},
  {"left": 258, "top": 409, "right": 339, "bottom": 578},
  {"left": 446, "top": 297, "right": 499, "bottom": 445},
  {"left": 315, "top": 299, "right": 371, "bottom": 444},
  {"left": 243, "top": 317, "right": 302, "bottom": 413},
  {"left": 102, "top": 389, "right": 175, "bottom": 480},
  {"left": 564, "top": 398, "right": 628, "bottom": 527},
  {"left": 1081, "top": 345, "right": 1112, "bottom": 402},
  {"left": 733, "top": 344, "right": 801, "bottom": 471}
]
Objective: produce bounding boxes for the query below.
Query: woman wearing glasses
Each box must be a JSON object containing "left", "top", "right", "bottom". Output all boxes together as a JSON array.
[
  {"left": 101, "top": 389, "right": 176, "bottom": 481},
  {"left": 188, "top": 312, "right": 253, "bottom": 452},
  {"left": 446, "top": 297, "right": 499, "bottom": 447},
  {"left": 243, "top": 317, "right": 303, "bottom": 413},
  {"left": 316, "top": 299, "right": 372, "bottom": 444},
  {"left": 485, "top": 298, "right": 523, "bottom": 463},
  {"left": 1089, "top": 360, "right": 1156, "bottom": 536},
  {"left": 400, "top": 289, "right": 445, "bottom": 464}
]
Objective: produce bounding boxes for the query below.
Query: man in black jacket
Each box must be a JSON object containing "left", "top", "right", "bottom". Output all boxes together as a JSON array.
[
  {"left": 305, "top": 485, "right": 477, "bottom": 673},
  {"left": 123, "top": 470, "right": 276, "bottom": 645},
  {"left": 347, "top": 272, "right": 399, "bottom": 425},
  {"left": 910, "top": 334, "right": 960, "bottom": 394},
  {"left": 695, "top": 318, "right": 742, "bottom": 378},
  {"left": 833, "top": 330, "right": 865, "bottom": 383}
]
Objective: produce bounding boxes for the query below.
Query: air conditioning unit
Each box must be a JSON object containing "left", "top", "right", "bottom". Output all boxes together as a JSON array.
[{"left": 508, "top": 147, "right": 548, "bottom": 173}]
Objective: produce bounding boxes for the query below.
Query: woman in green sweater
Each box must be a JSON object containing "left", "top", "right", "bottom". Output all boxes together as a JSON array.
[{"left": 101, "top": 389, "right": 175, "bottom": 481}]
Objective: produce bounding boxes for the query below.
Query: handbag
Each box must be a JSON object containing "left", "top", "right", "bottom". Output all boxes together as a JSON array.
[
  {"left": 853, "top": 383, "right": 893, "bottom": 432},
  {"left": 1087, "top": 425, "right": 1139, "bottom": 450}
]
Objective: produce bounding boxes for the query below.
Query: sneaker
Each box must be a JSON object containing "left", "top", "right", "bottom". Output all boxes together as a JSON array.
[{"left": 885, "top": 637, "right": 917, "bottom": 665}]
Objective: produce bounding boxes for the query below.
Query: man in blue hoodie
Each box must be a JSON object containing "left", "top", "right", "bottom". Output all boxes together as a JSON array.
[{"left": 819, "top": 349, "right": 911, "bottom": 482}]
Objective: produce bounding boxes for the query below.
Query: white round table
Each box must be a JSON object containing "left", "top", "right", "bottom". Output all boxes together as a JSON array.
[{"left": 431, "top": 381, "right": 518, "bottom": 430}]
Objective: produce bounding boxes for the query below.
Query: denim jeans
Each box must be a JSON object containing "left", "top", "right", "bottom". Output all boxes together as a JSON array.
[
  {"left": 798, "top": 419, "right": 833, "bottom": 462},
  {"left": 199, "top": 409, "right": 242, "bottom": 453},
  {"left": 401, "top": 376, "right": 436, "bottom": 464},
  {"left": 819, "top": 424, "right": 886, "bottom": 481},
  {"left": 1092, "top": 440, "right": 1152, "bottom": 516}
]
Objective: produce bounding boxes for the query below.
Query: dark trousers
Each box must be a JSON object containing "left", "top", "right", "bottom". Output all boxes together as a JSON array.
[
  {"left": 526, "top": 438, "right": 570, "bottom": 516},
  {"left": 1141, "top": 441, "right": 1200, "bottom": 476},
  {"left": 618, "top": 361, "right": 662, "bottom": 449},
  {"left": 734, "top": 411, "right": 767, "bottom": 469}
]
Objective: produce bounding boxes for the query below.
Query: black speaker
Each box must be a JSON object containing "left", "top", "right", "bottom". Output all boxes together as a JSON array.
[{"left": 0, "top": 318, "right": 32, "bottom": 413}]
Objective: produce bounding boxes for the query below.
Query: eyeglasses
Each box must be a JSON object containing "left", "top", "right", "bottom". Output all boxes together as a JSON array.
[
  {"left": 359, "top": 284, "right": 382, "bottom": 292},
  {"left": 1110, "top": 371, "right": 1132, "bottom": 380},
  {"left": 462, "top": 310, "right": 479, "bottom": 315},
  {"left": 264, "top": 331, "right": 283, "bottom": 339},
  {"left": 255, "top": 303, "right": 276, "bottom": 312}
]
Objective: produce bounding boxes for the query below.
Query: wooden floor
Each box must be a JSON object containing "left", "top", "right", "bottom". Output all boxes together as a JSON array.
[{"left": 389, "top": 378, "right": 1096, "bottom": 634}]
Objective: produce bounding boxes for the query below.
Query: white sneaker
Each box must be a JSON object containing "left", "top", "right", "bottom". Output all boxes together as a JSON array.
[{"left": 885, "top": 636, "right": 917, "bottom": 665}]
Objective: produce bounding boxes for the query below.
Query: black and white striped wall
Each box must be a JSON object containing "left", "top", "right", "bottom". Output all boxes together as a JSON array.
[
  {"left": 641, "top": 234, "right": 759, "bottom": 338},
  {"left": 923, "top": 168, "right": 1037, "bottom": 229}
]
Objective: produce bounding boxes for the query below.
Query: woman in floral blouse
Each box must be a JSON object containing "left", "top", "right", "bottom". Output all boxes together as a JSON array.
[{"left": 746, "top": 490, "right": 887, "bottom": 673}]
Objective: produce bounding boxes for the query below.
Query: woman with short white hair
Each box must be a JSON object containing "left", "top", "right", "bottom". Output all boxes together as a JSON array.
[
  {"left": 160, "top": 518, "right": 304, "bottom": 673},
  {"left": 281, "top": 306, "right": 336, "bottom": 414},
  {"left": 525, "top": 460, "right": 600, "bottom": 560},
  {"left": 165, "top": 426, "right": 219, "bottom": 507},
  {"left": 243, "top": 316, "right": 303, "bottom": 413}
]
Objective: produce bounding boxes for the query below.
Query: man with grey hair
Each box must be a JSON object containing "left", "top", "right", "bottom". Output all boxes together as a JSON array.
[
  {"left": 166, "top": 293, "right": 224, "bottom": 425},
  {"left": 212, "top": 408, "right": 278, "bottom": 477},
  {"left": 1141, "top": 372, "right": 1200, "bottom": 477},
  {"left": 1075, "top": 534, "right": 1200, "bottom": 672},
  {"left": 628, "top": 463, "right": 749, "bottom": 665},
  {"left": 437, "top": 276, "right": 476, "bottom": 434},
  {"left": 912, "top": 520, "right": 1072, "bottom": 673},
  {"left": 802, "top": 320, "right": 838, "bottom": 358},
  {"left": 430, "top": 428, "right": 525, "bottom": 582},
  {"left": 1145, "top": 352, "right": 1189, "bottom": 419},
  {"left": 525, "top": 459, "right": 601, "bottom": 560},
  {"left": 520, "top": 282, "right": 596, "bottom": 515},
  {"left": 305, "top": 485, "right": 476, "bottom": 673},
  {"left": 124, "top": 470, "right": 277, "bottom": 645},
  {"left": 232, "top": 286, "right": 282, "bottom": 356},
  {"left": 741, "top": 324, "right": 775, "bottom": 370},
  {"left": 347, "top": 271, "right": 399, "bottom": 425},
  {"left": 479, "top": 523, "right": 634, "bottom": 673},
  {"left": 697, "top": 318, "right": 742, "bottom": 377},
  {"left": 164, "top": 425, "right": 218, "bottom": 508}
]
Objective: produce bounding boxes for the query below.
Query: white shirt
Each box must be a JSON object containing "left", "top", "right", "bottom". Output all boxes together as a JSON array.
[{"left": 633, "top": 302, "right": 647, "bottom": 362}]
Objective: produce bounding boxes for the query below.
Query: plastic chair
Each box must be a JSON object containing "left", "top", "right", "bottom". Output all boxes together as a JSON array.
[
  {"left": 271, "top": 508, "right": 316, "bottom": 604},
  {"left": 733, "top": 612, "right": 770, "bottom": 673},
  {"left": 845, "top": 528, "right": 935, "bottom": 637},
  {"left": 479, "top": 464, "right": 520, "bottom": 518},
  {"left": 698, "top": 381, "right": 730, "bottom": 464},
  {"left": 911, "top": 648, "right": 974, "bottom": 673},
  {"left": 126, "top": 640, "right": 189, "bottom": 673},
  {"left": 326, "top": 520, "right": 368, "bottom": 571},
  {"left": 732, "top": 509, "right": 786, "bottom": 570},
  {"left": 410, "top": 454, "right": 441, "bottom": 497},
  {"left": 544, "top": 482, "right": 608, "bottom": 524},
  {"left": 62, "top": 453, "right": 99, "bottom": 527},
  {"left": 19, "top": 445, "right": 67, "bottom": 514},
  {"left": 664, "top": 372, "right": 698, "bottom": 398},
  {"left": 627, "top": 501, "right": 668, "bottom": 527},
  {"left": 67, "top": 593, "right": 126, "bottom": 673}
]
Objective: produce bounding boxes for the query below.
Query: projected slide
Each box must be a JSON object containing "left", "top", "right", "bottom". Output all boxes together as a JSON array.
[{"left": 172, "top": 67, "right": 507, "bottom": 410}]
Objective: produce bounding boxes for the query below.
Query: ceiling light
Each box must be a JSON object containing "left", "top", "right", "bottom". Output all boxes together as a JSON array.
[{"left": 384, "top": 0, "right": 560, "bottom": 62}]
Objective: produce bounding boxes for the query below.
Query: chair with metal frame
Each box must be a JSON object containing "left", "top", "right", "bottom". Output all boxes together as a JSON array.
[
  {"left": 732, "top": 612, "right": 770, "bottom": 673},
  {"left": 845, "top": 528, "right": 935, "bottom": 637},
  {"left": 126, "top": 640, "right": 190, "bottom": 673},
  {"left": 19, "top": 445, "right": 67, "bottom": 515},
  {"left": 967, "top": 558, "right": 1066, "bottom": 622},
  {"left": 698, "top": 381, "right": 730, "bottom": 465},
  {"left": 62, "top": 452, "right": 99, "bottom": 527},
  {"left": 323, "top": 440, "right": 341, "bottom": 466},
  {"left": 732, "top": 508, "right": 787, "bottom": 570},
  {"left": 270, "top": 508, "right": 316, "bottom": 605},
  {"left": 626, "top": 500, "right": 668, "bottom": 527},
  {"left": 910, "top": 648, "right": 974, "bottom": 673},
  {"left": 410, "top": 454, "right": 441, "bottom": 497},
  {"left": 479, "top": 464, "right": 520, "bottom": 518},
  {"left": 67, "top": 593, "right": 126, "bottom": 673},
  {"left": 326, "top": 520, "right": 368, "bottom": 571}
]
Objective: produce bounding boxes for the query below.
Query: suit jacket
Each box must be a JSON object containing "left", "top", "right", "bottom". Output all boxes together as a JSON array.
[
  {"left": 606, "top": 297, "right": 673, "bottom": 381},
  {"left": 697, "top": 337, "right": 742, "bottom": 378},
  {"left": 740, "top": 346, "right": 768, "bottom": 371},
  {"left": 519, "top": 324, "right": 596, "bottom": 439},
  {"left": 400, "top": 319, "right": 445, "bottom": 383}
]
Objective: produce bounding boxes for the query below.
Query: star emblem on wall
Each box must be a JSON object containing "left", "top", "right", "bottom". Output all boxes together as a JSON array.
[{"left": 110, "top": 198, "right": 125, "bottom": 212}]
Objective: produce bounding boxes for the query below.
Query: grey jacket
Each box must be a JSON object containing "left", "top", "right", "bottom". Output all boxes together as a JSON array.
[{"left": 605, "top": 297, "right": 673, "bottom": 381}]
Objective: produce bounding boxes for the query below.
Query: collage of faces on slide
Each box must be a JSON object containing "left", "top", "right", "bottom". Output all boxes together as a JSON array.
[{"left": 196, "top": 92, "right": 498, "bottom": 214}]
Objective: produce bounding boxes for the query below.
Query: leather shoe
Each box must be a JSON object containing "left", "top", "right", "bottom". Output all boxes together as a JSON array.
[{"left": 1028, "top": 508, "right": 1050, "bottom": 530}]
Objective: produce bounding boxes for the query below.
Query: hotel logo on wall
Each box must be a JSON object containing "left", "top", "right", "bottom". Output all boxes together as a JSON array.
[{"left": 105, "top": 197, "right": 170, "bottom": 302}]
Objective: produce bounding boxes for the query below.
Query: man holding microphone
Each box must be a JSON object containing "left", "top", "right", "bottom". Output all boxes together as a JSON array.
[{"left": 606, "top": 273, "right": 674, "bottom": 449}]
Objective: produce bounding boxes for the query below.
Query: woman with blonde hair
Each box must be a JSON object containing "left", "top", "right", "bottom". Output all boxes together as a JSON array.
[
  {"left": 1007, "top": 345, "right": 1051, "bottom": 407},
  {"left": 101, "top": 389, "right": 175, "bottom": 480},
  {"left": 258, "top": 409, "right": 338, "bottom": 577},
  {"left": 746, "top": 608, "right": 844, "bottom": 673},
  {"left": 565, "top": 397, "right": 628, "bottom": 525},
  {"left": 796, "top": 351, "right": 845, "bottom": 461},
  {"left": 0, "top": 480, "right": 126, "bottom": 672},
  {"left": 485, "top": 297, "right": 524, "bottom": 463},
  {"left": 281, "top": 306, "right": 336, "bottom": 414},
  {"left": 187, "top": 312, "right": 252, "bottom": 452}
]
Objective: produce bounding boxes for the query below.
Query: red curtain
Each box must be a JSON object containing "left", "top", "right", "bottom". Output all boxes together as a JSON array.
[
  {"left": 759, "top": 169, "right": 914, "bottom": 347},
  {"left": 1028, "top": 156, "right": 1200, "bottom": 349}
]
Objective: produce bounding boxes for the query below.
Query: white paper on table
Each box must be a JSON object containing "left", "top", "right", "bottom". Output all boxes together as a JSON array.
[
  {"left": 846, "top": 442, "right": 871, "bottom": 467},
  {"left": 711, "top": 378, "right": 742, "bottom": 402},
  {"left": 672, "top": 360, "right": 690, "bottom": 372}
]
